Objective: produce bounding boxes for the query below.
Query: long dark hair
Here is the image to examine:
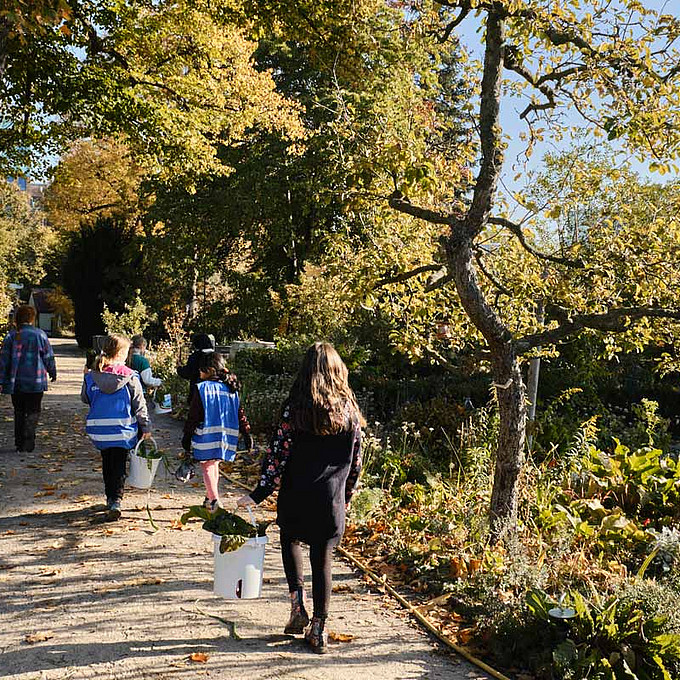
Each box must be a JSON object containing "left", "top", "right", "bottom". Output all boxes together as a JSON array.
[
  {"left": 288, "top": 342, "right": 364, "bottom": 435},
  {"left": 198, "top": 352, "right": 239, "bottom": 392}
]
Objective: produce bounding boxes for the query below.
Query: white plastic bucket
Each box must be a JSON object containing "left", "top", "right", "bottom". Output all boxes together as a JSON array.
[
  {"left": 213, "top": 533, "right": 268, "bottom": 599},
  {"left": 152, "top": 390, "right": 172, "bottom": 415},
  {"left": 128, "top": 438, "right": 161, "bottom": 489}
]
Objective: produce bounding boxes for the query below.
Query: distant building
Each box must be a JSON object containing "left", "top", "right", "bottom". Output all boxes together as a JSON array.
[
  {"left": 27, "top": 289, "right": 60, "bottom": 335},
  {"left": 7, "top": 176, "right": 46, "bottom": 209}
]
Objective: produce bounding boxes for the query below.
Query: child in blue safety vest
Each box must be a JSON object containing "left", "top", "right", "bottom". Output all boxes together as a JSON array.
[
  {"left": 81, "top": 334, "right": 152, "bottom": 521},
  {"left": 182, "top": 352, "right": 253, "bottom": 511}
]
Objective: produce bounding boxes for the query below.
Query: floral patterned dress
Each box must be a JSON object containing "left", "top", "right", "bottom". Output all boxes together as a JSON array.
[{"left": 250, "top": 405, "right": 362, "bottom": 544}]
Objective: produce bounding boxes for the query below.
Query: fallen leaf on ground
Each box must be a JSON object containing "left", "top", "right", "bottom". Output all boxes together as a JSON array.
[
  {"left": 34, "top": 490, "right": 54, "bottom": 497},
  {"left": 417, "top": 593, "right": 452, "bottom": 610},
  {"left": 458, "top": 628, "right": 475, "bottom": 644},
  {"left": 328, "top": 632, "right": 355, "bottom": 642},
  {"left": 189, "top": 652, "right": 209, "bottom": 663},
  {"left": 39, "top": 569, "right": 61, "bottom": 577},
  {"left": 3, "top": 530, "right": 15, "bottom": 535},
  {"left": 25, "top": 631, "right": 54, "bottom": 644},
  {"left": 170, "top": 519, "right": 189, "bottom": 530},
  {"left": 332, "top": 584, "right": 354, "bottom": 593}
]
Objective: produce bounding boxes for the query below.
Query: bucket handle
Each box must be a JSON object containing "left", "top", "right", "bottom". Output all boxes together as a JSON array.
[
  {"left": 246, "top": 506, "right": 257, "bottom": 528},
  {"left": 133, "top": 436, "right": 158, "bottom": 457}
]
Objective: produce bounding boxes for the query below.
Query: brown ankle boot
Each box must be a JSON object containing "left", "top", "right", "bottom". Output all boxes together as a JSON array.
[
  {"left": 284, "top": 587, "right": 310, "bottom": 634},
  {"left": 305, "top": 615, "right": 328, "bottom": 654}
]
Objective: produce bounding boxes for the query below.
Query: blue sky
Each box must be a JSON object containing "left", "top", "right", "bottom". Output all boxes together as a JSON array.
[{"left": 454, "top": 0, "right": 680, "bottom": 204}]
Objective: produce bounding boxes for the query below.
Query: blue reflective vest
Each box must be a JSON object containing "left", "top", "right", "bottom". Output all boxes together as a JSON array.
[
  {"left": 191, "top": 380, "right": 240, "bottom": 461},
  {"left": 84, "top": 374, "right": 138, "bottom": 450}
]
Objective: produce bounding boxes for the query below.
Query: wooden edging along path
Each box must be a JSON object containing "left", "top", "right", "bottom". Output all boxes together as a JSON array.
[{"left": 220, "top": 471, "right": 510, "bottom": 680}]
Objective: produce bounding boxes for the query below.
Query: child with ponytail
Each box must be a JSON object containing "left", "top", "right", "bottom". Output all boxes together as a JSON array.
[
  {"left": 81, "top": 334, "right": 152, "bottom": 521},
  {"left": 182, "top": 352, "right": 252, "bottom": 511}
]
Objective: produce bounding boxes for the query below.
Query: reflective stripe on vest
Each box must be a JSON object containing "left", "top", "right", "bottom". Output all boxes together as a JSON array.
[
  {"left": 191, "top": 380, "right": 239, "bottom": 460},
  {"left": 85, "top": 374, "right": 138, "bottom": 450}
]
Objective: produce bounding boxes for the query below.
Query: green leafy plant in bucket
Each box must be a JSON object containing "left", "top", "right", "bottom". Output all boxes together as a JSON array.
[
  {"left": 180, "top": 506, "right": 271, "bottom": 554},
  {"left": 134, "top": 439, "right": 165, "bottom": 470}
]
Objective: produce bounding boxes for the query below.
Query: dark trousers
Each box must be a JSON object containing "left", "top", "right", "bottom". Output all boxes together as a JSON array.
[
  {"left": 280, "top": 530, "right": 336, "bottom": 619},
  {"left": 101, "top": 447, "right": 128, "bottom": 502},
  {"left": 11, "top": 391, "right": 44, "bottom": 452}
]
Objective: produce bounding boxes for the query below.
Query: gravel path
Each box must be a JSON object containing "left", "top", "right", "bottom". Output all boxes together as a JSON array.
[{"left": 0, "top": 338, "right": 490, "bottom": 680}]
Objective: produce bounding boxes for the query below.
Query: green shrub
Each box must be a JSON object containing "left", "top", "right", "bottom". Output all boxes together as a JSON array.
[{"left": 522, "top": 586, "right": 680, "bottom": 680}]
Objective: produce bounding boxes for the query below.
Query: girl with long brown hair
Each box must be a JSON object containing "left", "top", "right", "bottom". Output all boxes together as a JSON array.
[{"left": 238, "top": 342, "right": 364, "bottom": 653}]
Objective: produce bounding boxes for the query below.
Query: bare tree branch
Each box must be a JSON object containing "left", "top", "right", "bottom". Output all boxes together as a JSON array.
[
  {"left": 425, "top": 270, "right": 453, "bottom": 292},
  {"left": 424, "top": 346, "right": 459, "bottom": 373},
  {"left": 474, "top": 248, "right": 513, "bottom": 296},
  {"left": 503, "top": 45, "right": 557, "bottom": 119},
  {"left": 438, "top": 1, "right": 472, "bottom": 43},
  {"left": 388, "top": 192, "right": 456, "bottom": 226},
  {"left": 488, "top": 216, "right": 584, "bottom": 268},
  {"left": 516, "top": 306, "right": 680, "bottom": 353},
  {"left": 537, "top": 64, "right": 587, "bottom": 85},
  {"left": 376, "top": 263, "right": 444, "bottom": 288}
]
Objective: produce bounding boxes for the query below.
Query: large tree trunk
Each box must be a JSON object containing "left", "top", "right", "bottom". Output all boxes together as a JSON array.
[
  {"left": 489, "top": 344, "right": 526, "bottom": 535},
  {"left": 449, "top": 240, "right": 526, "bottom": 540}
]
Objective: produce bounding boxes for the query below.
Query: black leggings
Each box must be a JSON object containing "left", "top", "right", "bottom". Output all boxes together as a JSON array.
[
  {"left": 101, "top": 447, "right": 128, "bottom": 502},
  {"left": 280, "top": 531, "right": 336, "bottom": 619}
]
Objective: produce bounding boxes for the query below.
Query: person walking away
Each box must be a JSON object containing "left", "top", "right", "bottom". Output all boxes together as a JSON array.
[
  {"left": 182, "top": 351, "right": 253, "bottom": 511},
  {"left": 237, "top": 342, "right": 363, "bottom": 654},
  {"left": 81, "top": 334, "right": 151, "bottom": 521},
  {"left": 177, "top": 333, "right": 215, "bottom": 403},
  {"left": 128, "top": 335, "right": 163, "bottom": 390},
  {"left": 0, "top": 305, "right": 57, "bottom": 452}
]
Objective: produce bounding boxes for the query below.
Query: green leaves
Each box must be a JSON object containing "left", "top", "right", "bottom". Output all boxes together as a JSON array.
[
  {"left": 526, "top": 586, "right": 680, "bottom": 680},
  {"left": 180, "top": 506, "right": 271, "bottom": 553}
]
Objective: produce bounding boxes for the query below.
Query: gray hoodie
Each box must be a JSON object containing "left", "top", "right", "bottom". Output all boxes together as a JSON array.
[{"left": 81, "top": 370, "right": 152, "bottom": 434}]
